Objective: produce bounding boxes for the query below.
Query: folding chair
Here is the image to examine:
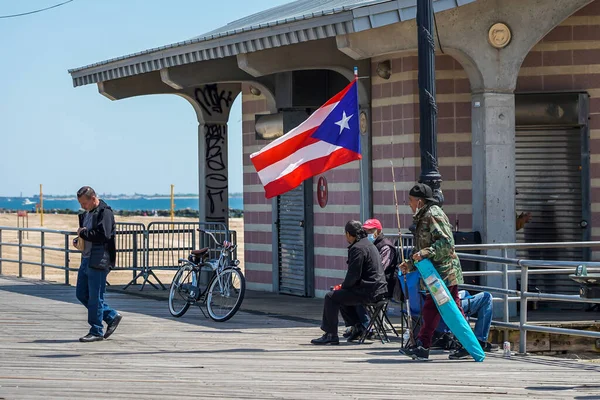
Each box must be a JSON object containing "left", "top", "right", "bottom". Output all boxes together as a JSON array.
[{"left": 358, "top": 297, "right": 399, "bottom": 344}]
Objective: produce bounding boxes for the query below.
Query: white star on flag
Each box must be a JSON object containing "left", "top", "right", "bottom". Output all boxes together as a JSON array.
[{"left": 334, "top": 111, "right": 353, "bottom": 135}]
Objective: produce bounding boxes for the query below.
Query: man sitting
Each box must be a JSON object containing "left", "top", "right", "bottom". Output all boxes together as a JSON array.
[
  {"left": 311, "top": 220, "right": 388, "bottom": 345},
  {"left": 343, "top": 218, "right": 398, "bottom": 341},
  {"left": 436, "top": 290, "right": 499, "bottom": 359}
]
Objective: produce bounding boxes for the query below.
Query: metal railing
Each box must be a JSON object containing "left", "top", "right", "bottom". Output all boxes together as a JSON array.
[
  {"left": 142, "top": 221, "right": 231, "bottom": 290},
  {"left": 387, "top": 232, "right": 600, "bottom": 355},
  {"left": 0, "top": 226, "right": 78, "bottom": 284},
  {"left": 388, "top": 233, "right": 600, "bottom": 353},
  {"left": 454, "top": 241, "right": 600, "bottom": 354},
  {"left": 0, "top": 221, "right": 236, "bottom": 291}
]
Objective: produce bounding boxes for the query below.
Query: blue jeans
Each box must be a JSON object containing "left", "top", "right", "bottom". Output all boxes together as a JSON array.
[
  {"left": 76, "top": 258, "right": 118, "bottom": 337},
  {"left": 437, "top": 291, "right": 493, "bottom": 342}
]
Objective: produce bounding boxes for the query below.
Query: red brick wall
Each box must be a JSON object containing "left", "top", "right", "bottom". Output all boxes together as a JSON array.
[
  {"left": 241, "top": 84, "right": 273, "bottom": 291},
  {"left": 516, "top": 0, "right": 600, "bottom": 260},
  {"left": 371, "top": 52, "right": 473, "bottom": 236},
  {"left": 312, "top": 162, "right": 361, "bottom": 297}
]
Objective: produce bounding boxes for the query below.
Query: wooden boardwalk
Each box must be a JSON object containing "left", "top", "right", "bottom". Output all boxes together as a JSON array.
[{"left": 1, "top": 276, "right": 599, "bottom": 400}]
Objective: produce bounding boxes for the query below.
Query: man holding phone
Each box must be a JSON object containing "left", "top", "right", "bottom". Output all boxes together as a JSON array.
[{"left": 74, "top": 186, "right": 122, "bottom": 342}]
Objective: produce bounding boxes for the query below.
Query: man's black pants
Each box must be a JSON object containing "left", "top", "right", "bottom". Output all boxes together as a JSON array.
[{"left": 321, "top": 289, "right": 369, "bottom": 334}]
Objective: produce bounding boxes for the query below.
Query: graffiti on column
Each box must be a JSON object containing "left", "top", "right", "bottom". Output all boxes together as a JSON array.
[
  {"left": 205, "top": 123, "right": 228, "bottom": 223},
  {"left": 195, "top": 84, "right": 233, "bottom": 117}
]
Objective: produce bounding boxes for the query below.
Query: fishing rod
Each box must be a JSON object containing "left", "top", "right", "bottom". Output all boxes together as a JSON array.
[{"left": 390, "top": 160, "right": 416, "bottom": 347}]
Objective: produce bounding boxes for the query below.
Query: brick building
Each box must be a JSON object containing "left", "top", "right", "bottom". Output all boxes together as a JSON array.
[{"left": 69, "top": 0, "right": 598, "bottom": 297}]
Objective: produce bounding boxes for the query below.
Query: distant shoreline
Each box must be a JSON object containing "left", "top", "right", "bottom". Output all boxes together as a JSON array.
[{"left": 0, "top": 195, "right": 244, "bottom": 201}]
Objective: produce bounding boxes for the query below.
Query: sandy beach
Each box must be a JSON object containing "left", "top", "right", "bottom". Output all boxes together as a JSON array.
[{"left": 0, "top": 212, "right": 244, "bottom": 286}]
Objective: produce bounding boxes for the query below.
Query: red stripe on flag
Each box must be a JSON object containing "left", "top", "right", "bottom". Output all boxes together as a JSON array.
[
  {"left": 263, "top": 148, "right": 361, "bottom": 199},
  {"left": 251, "top": 127, "right": 319, "bottom": 172}
]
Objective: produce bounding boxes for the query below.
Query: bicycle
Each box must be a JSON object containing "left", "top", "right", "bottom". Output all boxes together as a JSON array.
[{"left": 168, "top": 229, "right": 246, "bottom": 322}]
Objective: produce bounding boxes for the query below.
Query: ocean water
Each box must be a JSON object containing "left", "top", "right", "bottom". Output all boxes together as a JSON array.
[{"left": 0, "top": 196, "right": 244, "bottom": 212}]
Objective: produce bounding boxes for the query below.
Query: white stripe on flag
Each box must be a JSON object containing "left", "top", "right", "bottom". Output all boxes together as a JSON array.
[
  {"left": 257, "top": 140, "right": 342, "bottom": 185},
  {"left": 250, "top": 102, "right": 339, "bottom": 159}
]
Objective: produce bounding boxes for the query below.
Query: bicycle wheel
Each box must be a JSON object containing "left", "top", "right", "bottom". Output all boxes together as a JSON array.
[
  {"left": 168, "top": 263, "right": 195, "bottom": 317},
  {"left": 206, "top": 267, "right": 246, "bottom": 322}
]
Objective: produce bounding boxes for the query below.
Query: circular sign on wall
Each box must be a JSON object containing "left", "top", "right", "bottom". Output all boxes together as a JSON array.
[
  {"left": 488, "top": 23, "right": 512, "bottom": 49},
  {"left": 360, "top": 111, "right": 368, "bottom": 135},
  {"left": 317, "top": 176, "right": 328, "bottom": 208}
]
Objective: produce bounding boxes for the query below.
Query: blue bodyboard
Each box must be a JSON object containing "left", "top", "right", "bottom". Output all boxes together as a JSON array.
[{"left": 414, "top": 259, "right": 485, "bottom": 362}]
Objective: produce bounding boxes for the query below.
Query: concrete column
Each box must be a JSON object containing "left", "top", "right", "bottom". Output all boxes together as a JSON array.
[
  {"left": 191, "top": 84, "right": 240, "bottom": 227},
  {"left": 471, "top": 92, "right": 517, "bottom": 316},
  {"left": 198, "top": 121, "right": 229, "bottom": 226}
]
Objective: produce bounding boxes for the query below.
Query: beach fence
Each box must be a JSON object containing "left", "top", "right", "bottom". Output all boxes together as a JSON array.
[
  {"left": 0, "top": 222, "right": 235, "bottom": 290},
  {"left": 139, "top": 221, "right": 234, "bottom": 290}
]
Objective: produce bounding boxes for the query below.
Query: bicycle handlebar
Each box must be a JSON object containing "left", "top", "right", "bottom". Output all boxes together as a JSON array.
[{"left": 197, "top": 229, "right": 237, "bottom": 250}]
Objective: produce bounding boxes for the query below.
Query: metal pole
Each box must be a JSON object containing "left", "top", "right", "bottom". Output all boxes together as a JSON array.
[
  {"left": 40, "top": 184, "right": 44, "bottom": 227},
  {"left": 0, "top": 229, "right": 3, "bottom": 275},
  {"left": 502, "top": 248, "right": 509, "bottom": 342},
  {"left": 18, "top": 230, "right": 23, "bottom": 278},
  {"left": 64, "top": 234, "right": 70, "bottom": 285},
  {"left": 41, "top": 231, "right": 45, "bottom": 281},
  {"left": 416, "top": 0, "right": 443, "bottom": 204},
  {"left": 519, "top": 265, "right": 528, "bottom": 354},
  {"left": 170, "top": 184, "right": 175, "bottom": 224},
  {"left": 133, "top": 233, "right": 138, "bottom": 285}
]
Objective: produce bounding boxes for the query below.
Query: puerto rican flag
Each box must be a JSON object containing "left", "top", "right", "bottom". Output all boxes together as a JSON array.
[{"left": 250, "top": 79, "right": 361, "bottom": 199}]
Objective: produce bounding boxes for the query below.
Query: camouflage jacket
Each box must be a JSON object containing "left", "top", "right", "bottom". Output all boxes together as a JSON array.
[{"left": 408, "top": 204, "right": 464, "bottom": 287}]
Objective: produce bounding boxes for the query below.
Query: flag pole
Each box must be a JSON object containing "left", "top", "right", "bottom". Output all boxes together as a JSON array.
[{"left": 354, "top": 66, "right": 366, "bottom": 222}]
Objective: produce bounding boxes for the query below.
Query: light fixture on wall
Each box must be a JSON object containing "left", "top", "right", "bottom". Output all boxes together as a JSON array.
[
  {"left": 376, "top": 60, "right": 391, "bottom": 80},
  {"left": 249, "top": 85, "right": 262, "bottom": 96}
]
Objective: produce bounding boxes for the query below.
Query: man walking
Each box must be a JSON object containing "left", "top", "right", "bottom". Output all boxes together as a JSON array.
[{"left": 74, "top": 186, "right": 122, "bottom": 342}]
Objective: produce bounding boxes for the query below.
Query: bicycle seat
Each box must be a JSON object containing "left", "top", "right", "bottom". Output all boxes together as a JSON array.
[{"left": 191, "top": 248, "right": 209, "bottom": 255}]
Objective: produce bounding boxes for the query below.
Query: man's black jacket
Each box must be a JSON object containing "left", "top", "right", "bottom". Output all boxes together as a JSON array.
[
  {"left": 78, "top": 199, "right": 116, "bottom": 270},
  {"left": 341, "top": 236, "right": 388, "bottom": 300}
]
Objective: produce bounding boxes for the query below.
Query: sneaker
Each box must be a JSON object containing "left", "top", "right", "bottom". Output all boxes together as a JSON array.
[
  {"left": 448, "top": 346, "right": 471, "bottom": 360},
  {"left": 310, "top": 333, "right": 340, "bottom": 345},
  {"left": 342, "top": 326, "right": 354, "bottom": 338},
  {"left": 79, "top": 334, "right": 104, "bottom": 343},
  {"left": 346, "top": 326, "right": 366, "bottom": 342},
  {"left": 479, "top": 340, "right": 499, "bottom": 352},
  {"left": 399, "top": 344, "right": 430, "bottom": 361},
  {"left": 104, "top": 313, "right": 123, "bottom": 339}
]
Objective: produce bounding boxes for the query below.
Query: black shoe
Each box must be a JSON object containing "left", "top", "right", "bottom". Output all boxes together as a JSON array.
[
  {"left": 311, "top": 333, "right": 340, "bottom": 345},
  {"left": 479, "top": 340, "right": 499, "bottom": 352},
  {"left": 79, "top": 334, "right": 104, "bottom": 343},
  {"left": 104, "top": 313, "right": 123, "bottom": 339},
  {"left": 346, "top": 326, "right": 366, "bottom": 342},
  {"left": 366, "top": 330, "right": 381, "bottom": 340},
  {"left": 342, "top": 326, "right": 354, "bottom": 338},
  {"left": 399, "top": 345, "right": 430, "bottom": 361},
  {"left": 449, "top": 346, "right": 471, "bottom": 360}
]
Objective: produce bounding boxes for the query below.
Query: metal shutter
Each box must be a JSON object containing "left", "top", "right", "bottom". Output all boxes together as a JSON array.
[
  {"left": 515, "top": 128, "right": 583, "bottom": 295},
  {"left": 277, "top": 185, "right": 307, "bottom": 296}
]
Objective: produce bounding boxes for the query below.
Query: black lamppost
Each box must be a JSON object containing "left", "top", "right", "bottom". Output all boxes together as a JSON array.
[{"left": 416, "top": 0, "right": 443, "bottom": 205}]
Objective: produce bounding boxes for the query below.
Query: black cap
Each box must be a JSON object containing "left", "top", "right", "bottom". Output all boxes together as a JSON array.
[{"left": 409, "top": 183, "right": 436, "bottom": 202}]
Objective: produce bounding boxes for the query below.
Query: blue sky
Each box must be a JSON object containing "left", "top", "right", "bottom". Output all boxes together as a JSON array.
[{"left": 0, "top": 0, "right": 290, "bottom": 197}]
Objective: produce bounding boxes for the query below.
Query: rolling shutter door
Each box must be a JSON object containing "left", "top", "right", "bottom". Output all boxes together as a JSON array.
[
  {"left": 277, "top": 185, "right": 307, "bottom": 296},
  {"left": 515, "top": 128, "right": 583, "bottom": 295}
]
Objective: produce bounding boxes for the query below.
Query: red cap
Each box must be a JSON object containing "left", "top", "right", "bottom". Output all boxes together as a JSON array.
[{"left": 363, "top": 219, "right": 382, "bottom": 230}]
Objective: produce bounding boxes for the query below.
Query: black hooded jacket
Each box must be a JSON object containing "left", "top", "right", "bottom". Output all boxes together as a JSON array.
[
  {"left": 341, "top": 236, "right": 388, "bottom": 300},
  {"left": 78, "top": 199, "right": 116, "bottom": 270}
]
